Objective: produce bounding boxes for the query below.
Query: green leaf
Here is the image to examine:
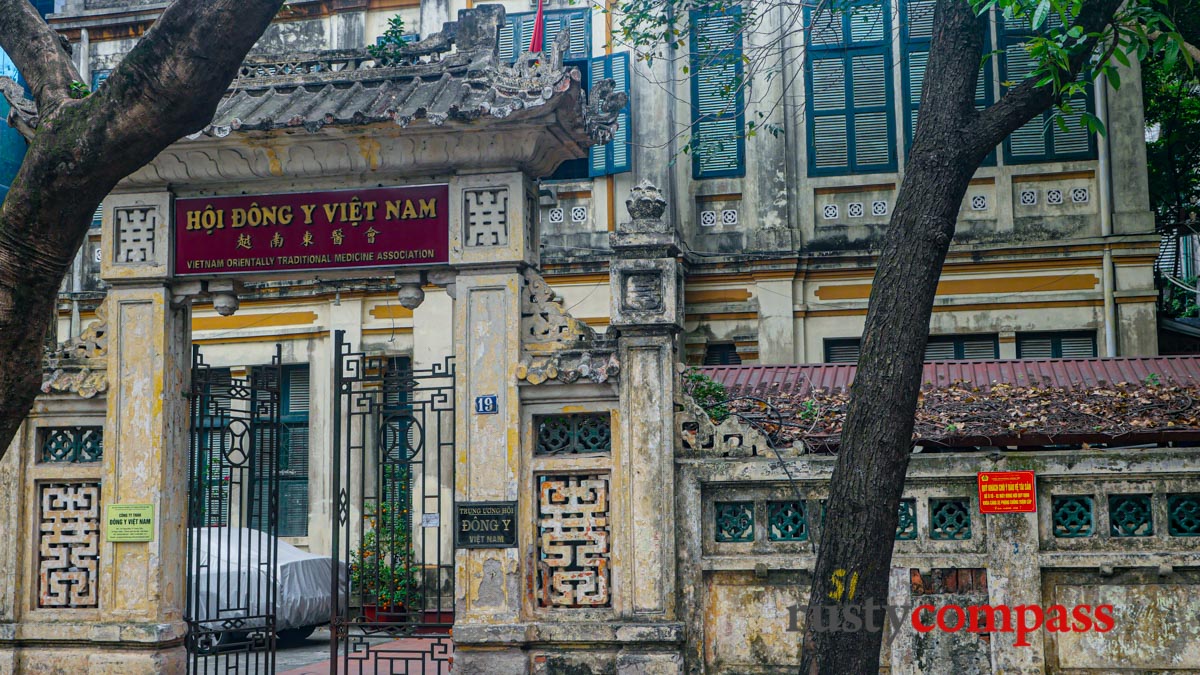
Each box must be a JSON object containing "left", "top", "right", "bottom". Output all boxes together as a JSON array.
[
  {"left": 1107, "top": 65, "right": 1121, "bottom": 90},
  {"left": 1081, "top": 112, "right": 1106, "bottom": 136},
  {"left": 1032, "top": 0, "right": 1050, "bottom": 29}
]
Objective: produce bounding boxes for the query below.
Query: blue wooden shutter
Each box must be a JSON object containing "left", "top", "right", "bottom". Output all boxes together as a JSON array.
[
  {"left": 91, "top": 69, "right": 111, "bottom": 92},
  {"left": 851, "top": 53, "right": 891, "bottom": 168},
  {"left": 589, "top": 52, "right": 632, "bottom": 177},
  {"left": 558, "top": 9, "right": 591, "bottom": 60},
  {"left": 690, "top": 9, "right": 745, "bottom": 179},
  {"left": 498, "top": 15, "right": 520, "bottom": 60},
  {"left": 805, "top": 0, "right": 895, "bottom": 176},
  {"left": 503, "top": 9, "right": 591, "bottom": 60},
  {"left": 1001, "top": 17, "right": 1096, "bottom": 163},
  {"left": 808, "top": 56, "right": 848, "bottom": 172},
  {"left": 278, "top": 365, "right": 310, "bottom": 537}
]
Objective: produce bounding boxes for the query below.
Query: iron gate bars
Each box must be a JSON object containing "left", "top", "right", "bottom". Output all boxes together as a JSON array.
[
  {"left": 185, "top": 345, "right": 282, "bottom": 674},
  {"left": 331, "top": 330, "right": 456, "bottom": 674}
]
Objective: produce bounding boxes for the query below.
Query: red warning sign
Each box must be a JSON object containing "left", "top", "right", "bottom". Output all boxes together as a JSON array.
[{"left": 977, "top": 471, "right": 1037, "bottom": 514}]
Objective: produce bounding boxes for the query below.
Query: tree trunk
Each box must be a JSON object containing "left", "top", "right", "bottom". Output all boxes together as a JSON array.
[
  {"left": 0, "top": 0, "right": 287, "bottom": 459},
  {"left": 797, "top": 0, "right": 1010, "bottom": 671},
  {"left": 798, "top": 0, "right": 1125, "bottom": 670}
]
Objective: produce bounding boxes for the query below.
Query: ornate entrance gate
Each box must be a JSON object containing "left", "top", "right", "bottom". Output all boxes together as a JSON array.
[
  {"left": 330, "top": 330, "right": 456, "bottom": 673},
  {"left": 185, "top": 346, "right": 284, "bottom": 673}
]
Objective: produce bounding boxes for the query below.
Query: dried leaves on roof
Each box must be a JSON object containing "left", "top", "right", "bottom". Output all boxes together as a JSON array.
[{"left": 721, "top": 380, "right": 1200, "bottom": 450}]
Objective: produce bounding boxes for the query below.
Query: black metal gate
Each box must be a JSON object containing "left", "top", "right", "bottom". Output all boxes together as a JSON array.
[
  {"left": 185, "top": 345, "right": 283, "bottom": 673},
  {"left": 330, "top": 330, "right": 455, "bottom": 674}
]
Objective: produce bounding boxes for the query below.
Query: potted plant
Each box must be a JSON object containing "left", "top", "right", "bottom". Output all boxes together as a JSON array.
[{"left": 350, "top": 497, "right": 423, "bottom": 624}]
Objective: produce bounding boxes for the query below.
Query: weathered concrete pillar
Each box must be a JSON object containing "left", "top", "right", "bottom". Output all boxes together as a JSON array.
[
  {"left": 983, "top": 466, "right": 1045, "bottom": 673},
  {"left": 755, "top": 277, "right": 796, "bottom": 364},
  {"left": 419, "top": 0, "right": 452, "bottom": 41},
  {"left": 24, "top": 190, "right": 192, "bottom": 673},
  {"left": 609, "top": 181, "right": 686, "bottom": 673},
  {"left": 450, "top": 171, "right": 540, "bottom": 673}
]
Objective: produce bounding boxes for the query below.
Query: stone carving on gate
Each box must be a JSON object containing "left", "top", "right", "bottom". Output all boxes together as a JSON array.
[
  {"left": 537, "top": 474, "right": 611, "bottom": 608},
  {"left": 464, "top": 187, "right": 510, "bottom": 247},
  {"left": 115, "top": 205, "right": 158, "bottom": 263},
  {"left": 677, "top": 385, "right": 783, "bottom": 459},
  {"left": 517, "top": 269, "right": 620, "bottom": 385},
  {"left": 38, "top": 482, "right": 101, "bottom": 609},
  {"left": 42, "top": 301, "right": 109, "bottom": 399}
]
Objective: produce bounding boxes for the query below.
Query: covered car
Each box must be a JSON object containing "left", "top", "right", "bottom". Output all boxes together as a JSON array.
[{"left": 188, "top": 527, "right": 345, "bottom": 651}]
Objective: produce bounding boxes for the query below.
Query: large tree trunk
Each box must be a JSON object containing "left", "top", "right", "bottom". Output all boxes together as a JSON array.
[
  {"left": 799, "top": 0, "right": 1122, "bottom": 671},
  {"left": 0, "top": 0, "right": 287, "bottom": 458}
]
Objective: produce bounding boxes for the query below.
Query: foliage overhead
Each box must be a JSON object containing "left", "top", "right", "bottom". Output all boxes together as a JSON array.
[{"left": 1143, "top": 0, "right": 1200, "bottom": 219}]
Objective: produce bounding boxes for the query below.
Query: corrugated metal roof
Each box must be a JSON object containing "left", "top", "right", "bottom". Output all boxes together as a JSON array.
[{"left": 701, "top": 357, "right": 1200, "bottom": 395}]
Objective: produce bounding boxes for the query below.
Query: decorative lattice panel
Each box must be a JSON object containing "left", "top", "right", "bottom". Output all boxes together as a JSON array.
[
  {"left": 41, "top": 427, "right": 103, "bottom": 463},
  {"left": 464, "top": 188, "right": 509, "bottom": 247},
  {"left": 895, "top": 498, "right": 918, "bottom": 540},
  {"left": 535, "top": 414, "right": 612, "bottom": 455},
  {"left": 1052, "top": 495, "right": 1094, "bottom": 538},
  {"left": 537, "top": 475, "right": 610, "bottom": 608},
  {"left": 768, "top": 501, "right": 807, "bottom": 541},
  {"left": 38, "top": 483, "right": 101, "bottom": 608},
  {"left": 1167, "top": 494, "right": 1200, "bottom": 537},
  {"left": 715, "top": 501, "right": 754, "bottom": 542},
  {"left": 115, "top": 206, "right": 157, "bottom": 263},
  {"left": 1109, "top": 494, "right": 1154, "bottom": 537},
  {"left": 929, "top": 498, "right": 972, "bottom": 540}
]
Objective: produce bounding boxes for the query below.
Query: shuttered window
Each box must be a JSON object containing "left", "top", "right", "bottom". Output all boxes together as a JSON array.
[
  {"left": 382, "top": 357, "right": 413, "bottom": 511},
  {"left": 589, "top": 52, "right": 633, "bottom": 177},
  {"left": 1017, "top": 331, "right": 1097, "bottom": 358},
  {"left": 824, "top": 338, "right": 862, "bottom": 363},
  {"left": 499, "top": 9, "right": 591, "bottom": 61},
  {"left": 703, "top": 343, "right": 742, "bottom": 365},
  {"left": 824, "top": 335, "right": 998, "bottom": 362},
  {"left": 196, "top": 369, "right": 233, "bottom": 528},
  {"left": 925, "top": 335, "right": 999, "bottom": 360},
  {"left": 278, "top": 365, "right": 310, "bottom": 537},
  {"left": 900, "top": 0, "right": 995, "bottom": 164},
  {"left": 805, "top": 0, "right": 896, "bottom": 175},
  {"left": 690, "top": 8, "right": 745, "bottom": 178},
  {"left": 1000, "top": 15, "right": 1095, "bottom": 163}
]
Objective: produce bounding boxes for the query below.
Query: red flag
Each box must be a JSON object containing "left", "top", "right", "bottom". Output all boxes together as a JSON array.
[{"left": 529, "top": 0, "right": 545, "bottom": 53}]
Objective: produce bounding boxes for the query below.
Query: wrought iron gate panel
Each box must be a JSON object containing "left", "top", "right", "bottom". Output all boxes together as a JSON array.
[
  {"left": 331, "top": 330, "right": 455, "bottom": 674},
  {"left": 186, "top": 345, "right": 283, "bottom": 673}
]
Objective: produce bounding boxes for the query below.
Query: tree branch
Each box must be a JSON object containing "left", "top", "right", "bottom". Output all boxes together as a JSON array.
[
  {"left": 1149, "top": 29, "right": 1200, "bottom": 64},
  {"left": 0, "top": 0, "right": 78, "bottom": 117},
  {"left": 972, "top": 0, "right": 1124, "bottom": 150},
  {"left": 94, "top": 0, "right": 288, "bottom": 166},
  {"left": 0, "top": 0, "right": 287, "bottom": 460}
]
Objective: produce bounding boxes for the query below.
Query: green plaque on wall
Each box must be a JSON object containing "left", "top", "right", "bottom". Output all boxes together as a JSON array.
[{"left": 105, "top": 504, "right": 154, "bottom": 542}]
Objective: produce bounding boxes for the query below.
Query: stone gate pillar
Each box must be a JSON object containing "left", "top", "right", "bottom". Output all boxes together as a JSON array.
[
  {"left": 608, "top": 181, "right": 686, "bottom": 673},
  {"left": 95, "top": 191, "right": 190, "bottom": 672},
  {"left": 453, "top": 181, "right": 687, "bottom": 674},
  {"left": 451, "top": 171, "right": 540, "bottom": 669}
]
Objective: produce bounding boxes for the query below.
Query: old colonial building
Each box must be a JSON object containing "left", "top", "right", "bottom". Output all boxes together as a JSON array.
[
  {"left": 39, "top": 0, "right": 1161, "bottom": 552},
  {"left": 0, "top": 1, "right": 1184, "bottom": 674}
]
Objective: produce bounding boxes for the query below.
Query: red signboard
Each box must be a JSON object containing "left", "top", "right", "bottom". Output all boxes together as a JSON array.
[
  {"left": 977, "top": 471, "right": 1037, "bottom": 514},
  {"left": 174, "top": 185, "right": 449, "bottom": 276}
]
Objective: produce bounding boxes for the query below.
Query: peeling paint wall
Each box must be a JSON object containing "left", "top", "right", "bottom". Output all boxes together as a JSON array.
[{"left": 678, "top": 413, "right": 1200, "bottom": 674}]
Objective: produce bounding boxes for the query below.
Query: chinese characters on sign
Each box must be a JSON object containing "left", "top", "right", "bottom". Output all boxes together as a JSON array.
[
  {"left": 455, "top": 501, "right": 518, "bottom": 549},
  {"left": 174, "top": 185, "right": 449, "bottom": 275},
  {"left": 977, "top": 471, "right": 1037, "bottom": 514}
]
